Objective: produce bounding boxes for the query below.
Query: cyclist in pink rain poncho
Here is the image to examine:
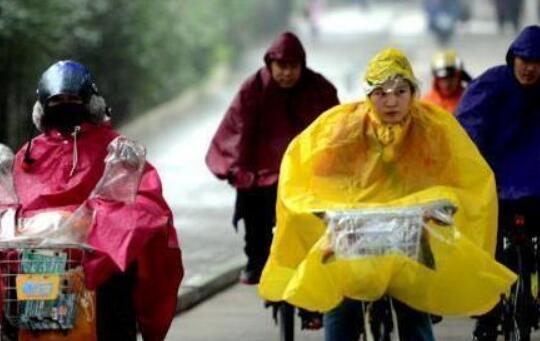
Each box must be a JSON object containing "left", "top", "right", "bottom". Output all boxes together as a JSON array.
[{"left": 3, "top": 61, "right": 183, "bottom": 341}]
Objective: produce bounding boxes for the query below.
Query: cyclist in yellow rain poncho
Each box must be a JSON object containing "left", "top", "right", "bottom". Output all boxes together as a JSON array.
[{"left": 258, "top": 48, "right": 516, "bottom": 339}]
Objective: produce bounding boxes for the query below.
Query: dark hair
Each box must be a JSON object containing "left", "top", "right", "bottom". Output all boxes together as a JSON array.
[{"left": 406, "top": 79, "right": 416, "bottom": 95}]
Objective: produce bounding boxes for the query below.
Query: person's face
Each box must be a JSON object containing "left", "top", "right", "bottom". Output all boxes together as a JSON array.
[
  {"left": 270, "top": 60, "right": 302, "bottom": 89},
  {"left": 43, "top": 94, "right": 88, "bottom": 134},
  {"left": 435, "top": 74, "right": 460, "bottom": 97},
  {"left": 514, "top": 56, "right": 540, "bottom": 86},
  {"left": 369, "top": 78, "right": 413, "bottom": 124}
]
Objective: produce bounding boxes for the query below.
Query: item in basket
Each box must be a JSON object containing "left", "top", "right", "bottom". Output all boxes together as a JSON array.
[
  {"left": 327, "top": 213, "right": 424, "bottom": 258},
  {"left": 57, "top": 293, "right": 76, "bottom": 329},
  {"left": 21, "top": 250, "right": 67, "bottom": 274},
  {"left": 16, "top": 274, "right": 60, "bottom": 301},
  {"left": 19, "top": 293, "right": 76, "bottom": 330},
  {"left": 18, "top": 291, "right": 97, "bottom": 340},
  {"left": 64, "top": 266, "right": 85, "bottom": 293}
]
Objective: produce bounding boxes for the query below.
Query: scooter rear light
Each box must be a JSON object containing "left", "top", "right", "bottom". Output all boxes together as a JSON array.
[{"left": 513, "top": 214, "right": 525, "bottom": 228}]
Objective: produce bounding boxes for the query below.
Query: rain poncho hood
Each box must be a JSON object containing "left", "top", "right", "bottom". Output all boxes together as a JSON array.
[
  {"left": 457, "top": 25, "right": 540, "bottom": 200},
  {"left": 206, "top": 32, "right": 338, "bottom": 189},
  {"left": 505, "top": 25, "right": 540, "bottom": 65},
  {"left": 363, "top": 48, "right": 419, "bottom": 94},
  {"left": 263, "top": 31, "right": 306, "bottom": 67},
  {"left": 259, "top": 49, "right": 515, "bottom": 315},
  {"left": 11, "top": 123, "right": 183, "bottom": 340}
]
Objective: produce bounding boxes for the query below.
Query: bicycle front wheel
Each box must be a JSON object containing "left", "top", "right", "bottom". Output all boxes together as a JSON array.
[{"left": 278, "top": 302, "right": 295, "bottom": 341}]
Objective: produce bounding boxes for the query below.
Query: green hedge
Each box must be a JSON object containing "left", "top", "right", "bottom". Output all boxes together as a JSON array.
[{"left": 0, "top": 0, "right": 292, "bottom": 147}]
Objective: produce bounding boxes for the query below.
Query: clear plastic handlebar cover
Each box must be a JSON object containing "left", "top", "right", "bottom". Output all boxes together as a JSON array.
[
  {"left": 0, "top": 144, "right": 18, "bottom": 206},
  {"left": 322, "top": 200, "right": 456, "bottom": 263},
  {"left": 0, "top": 144, "right": 18, "bottom": 242},
  {"left": 8, "top": 209, "right": 94, "bottom": 249},
  {"left": 0, "top": 137, "right": 146, "bottom": 249},
  {"left": 90, "top": 136, "right": 146, "bottom": 203}
]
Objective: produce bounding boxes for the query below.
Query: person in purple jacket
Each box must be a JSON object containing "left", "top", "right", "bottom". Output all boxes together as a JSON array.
[
  {"left": 456, "top": 25, "right": 540, "bottom": 341},
  {"left": 206, "top": 32, "right": 339, "bottom": 285}
]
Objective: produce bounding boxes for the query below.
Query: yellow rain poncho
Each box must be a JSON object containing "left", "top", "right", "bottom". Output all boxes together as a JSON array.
[{"left": 258, "top": 49, "right": 516, "bottom": 316}]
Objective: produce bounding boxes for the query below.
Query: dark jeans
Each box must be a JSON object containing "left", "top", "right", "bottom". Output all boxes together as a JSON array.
[
  {"left": 324, "top": 298, "right": 435, "bottom": 341},
  {"left": 473, "top": 197, "right": 540, "bottom": 340},
  {"left": 233, "top": 185, "right": 277, "bottom": 272},
  {"left": 97, "top": 264, "right": 138, "bottom": 341}
]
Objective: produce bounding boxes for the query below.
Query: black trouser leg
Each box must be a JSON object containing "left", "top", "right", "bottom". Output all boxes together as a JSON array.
[
  {"left": 236, "top": 185, "right": 277, "bottom": 272},
  {"left": 96, "top": 265, "right": 137, "bottom": 341}
]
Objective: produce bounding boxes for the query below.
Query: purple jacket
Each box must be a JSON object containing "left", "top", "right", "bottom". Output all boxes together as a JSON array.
[{"left": 456, "top": 26, "right": 540, "bottom": 199}]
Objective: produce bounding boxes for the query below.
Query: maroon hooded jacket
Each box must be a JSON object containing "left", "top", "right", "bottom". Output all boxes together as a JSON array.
[{"left": 206, "top": 32, "right": 339, "bottom": 189}]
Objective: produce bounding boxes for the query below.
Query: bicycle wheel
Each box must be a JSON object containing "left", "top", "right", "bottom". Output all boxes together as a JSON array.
[
  {"left": 504, "top": 246, "right": 532, "bottom": 341},
  {"left": 278, "top": 302, "right": 295, "bottom": 341},
  {"left": 369, "top": 298, "right": 393, "bottom": 341},
  {"left": 501, "top": 277, "right": 518, "bottom": 339},
  {"left": 513, "top": 251, "right": 532, "bottom": 341}
]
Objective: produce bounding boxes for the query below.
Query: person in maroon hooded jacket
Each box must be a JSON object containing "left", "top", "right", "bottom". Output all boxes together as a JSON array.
[{"left": 206, "top": 31, "right": 339, "bottom": 285}]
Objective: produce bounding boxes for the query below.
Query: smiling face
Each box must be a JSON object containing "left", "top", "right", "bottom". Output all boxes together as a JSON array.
[
  {"left": 514, "top": 56, "right": 540, "bottom": 86},
  {"left": 369, "top": 78, "right": 414, "bottom": 124}
]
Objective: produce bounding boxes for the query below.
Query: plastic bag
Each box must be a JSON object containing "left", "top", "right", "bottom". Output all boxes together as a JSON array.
[
  {"left": 0, "top": 137, "right": 146, "bottom": 248},
  {"left": 90, "top": 136, "right": 146, "bottom": 204},
  {"left": 321, "top": 201, "right": 455, "bottom": 268}
]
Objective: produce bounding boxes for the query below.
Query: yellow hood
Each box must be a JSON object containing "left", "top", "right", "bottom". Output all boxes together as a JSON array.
[{"left": 363, "top": 48, "right": 419, "bottom": 94}]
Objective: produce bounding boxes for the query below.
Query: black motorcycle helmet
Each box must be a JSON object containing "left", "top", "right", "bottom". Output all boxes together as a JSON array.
[
  {"left": 37, "top": 60, "right": 98, "bottom": 106},
  {"left": 24, "top": 61, "right": 109, "bottom": 168}
]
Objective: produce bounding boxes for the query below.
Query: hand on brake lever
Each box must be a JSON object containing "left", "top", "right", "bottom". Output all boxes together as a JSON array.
[{"left": 425, "top": 204, "right": 457, "bottom": 226}]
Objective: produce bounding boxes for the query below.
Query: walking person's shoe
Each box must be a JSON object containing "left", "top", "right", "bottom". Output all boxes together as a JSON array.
[
  {"left": 472, "top": 323, "right": 498, "bottom": 341},
  {"left": 239, "top": 267, "right": 262, "bottom": 285},
  {"left": 299, "top": 308, "right": 323, "bottom": 330}
]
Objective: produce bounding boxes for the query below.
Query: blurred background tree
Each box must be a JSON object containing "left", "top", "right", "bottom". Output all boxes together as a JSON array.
[{"left": 0, "top": 0, "right": 293, "bottom": 147}]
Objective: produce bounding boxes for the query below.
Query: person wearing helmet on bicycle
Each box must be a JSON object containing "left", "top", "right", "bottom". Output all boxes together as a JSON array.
[
  {"left": 456, "top": 25, "right": 540, "bottom": 341},
  {"left": 423, "top": 50, "right": 471, "bottom": 114},
  {"left": 259, "top": 47, "right": 516, "bottom": 341},
  {"left": 8, "top": 60, "right": 183, "bottom": 341},
  {"left": 206, "top": 31, "right": 339, "bottom": 286}
]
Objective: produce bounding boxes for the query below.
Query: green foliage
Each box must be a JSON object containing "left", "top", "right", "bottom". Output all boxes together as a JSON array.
[{"left": 0, "top": 0, "right": 292, "bottom": 146}]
